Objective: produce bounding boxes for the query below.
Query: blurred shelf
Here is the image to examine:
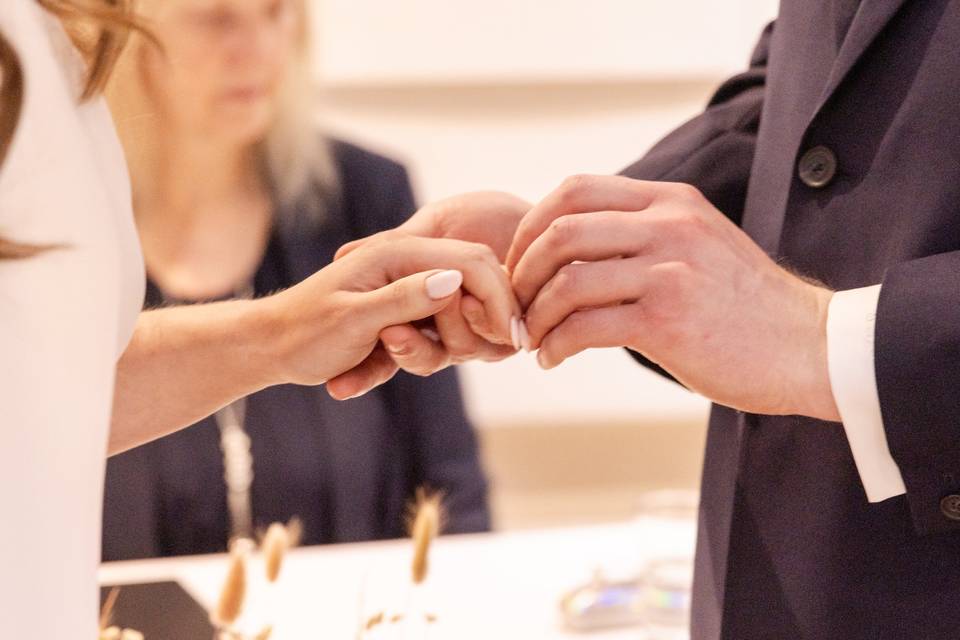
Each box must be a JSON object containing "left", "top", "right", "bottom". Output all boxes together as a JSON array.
[{"left": 312, "top": 0, "right": 778, "bottom": 88}]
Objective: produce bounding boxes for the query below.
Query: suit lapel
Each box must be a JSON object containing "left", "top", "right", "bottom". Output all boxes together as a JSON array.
[
  {"left": 812, "top": 0, "right": 911, "bottom": 117},
  {"left": 762, "top": 0, "right": 911, "bottom": 258}
]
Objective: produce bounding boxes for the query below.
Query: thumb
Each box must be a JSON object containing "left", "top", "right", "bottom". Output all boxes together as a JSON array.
[{"left": 357, "top": 269, "right": 463, "bottom": 332}]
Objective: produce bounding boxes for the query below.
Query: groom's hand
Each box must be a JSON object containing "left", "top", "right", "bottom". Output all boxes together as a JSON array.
[{"left": 508, "top": 174, "right": 841, "bottom": 421}]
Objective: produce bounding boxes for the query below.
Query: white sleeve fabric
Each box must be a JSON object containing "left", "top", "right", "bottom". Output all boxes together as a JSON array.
[
  {"left": 0, "top": 2, "right": 143, "bottom": 637},
  {"left": 826, "top": 285, "right": 906, "bottom": 503}
]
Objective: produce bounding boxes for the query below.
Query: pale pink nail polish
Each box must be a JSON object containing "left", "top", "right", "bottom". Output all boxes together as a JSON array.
[
  {"left": 426, "top": 270, "right": 463, "bottom": 299},
  {"left": 519, "top": 320, "right": 532, "bottom": 352},
  {"left": 510, "top": 316, "right": 521, "bottom": 350}
]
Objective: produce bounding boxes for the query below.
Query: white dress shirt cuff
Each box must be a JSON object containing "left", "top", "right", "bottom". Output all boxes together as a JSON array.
[{"left": 826, "top": 285, "right": 907, "bottom": 502}]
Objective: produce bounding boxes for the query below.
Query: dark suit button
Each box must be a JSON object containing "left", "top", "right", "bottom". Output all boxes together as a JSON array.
[
  {"left": 798, "top": 146, "right": 838, "bottom": 188},
  {"left": 940, "top": 495, "right": 960, "bottom": 521}
]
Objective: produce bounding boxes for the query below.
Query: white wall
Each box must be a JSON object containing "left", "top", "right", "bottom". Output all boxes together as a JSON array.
[{"left": 312, "top": 0, "right": 778, "bottom": 428}]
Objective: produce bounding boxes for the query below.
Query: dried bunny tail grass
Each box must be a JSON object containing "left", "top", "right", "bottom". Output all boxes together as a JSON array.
[
  {"left": 213, "top": 542, "right": 248, "bottom": 627},
  {"left": 100, "top": 627, "right": 122, "bottom": 640},
  {"left": 408, "top": 488, "right": 445, "bottom": 585},
  {"left": 364, "top": 611, "right": 385, "bottom": 631},
  {"left": 285, "top": 516, "right": 303, "bottom": 548},
  {"left": 101, "top": 627, "right": 143, "bottom": 640},
  {"left": 261, "top": 522, "right": 290, "bottom": 583},
  {"left": 99, "top": 586, "right": 120, "bottom": 630}
]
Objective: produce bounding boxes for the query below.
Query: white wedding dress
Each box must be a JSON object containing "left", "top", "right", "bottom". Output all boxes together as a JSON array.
[{"left": 0, "top": 0, "right": 145, "bottom": 636}]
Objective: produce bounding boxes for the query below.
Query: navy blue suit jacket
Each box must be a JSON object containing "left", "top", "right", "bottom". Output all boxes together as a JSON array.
[
  {"left": 102, "top": 140, "right": 490, "bottom": 561},
  {"left": 622, "top": 2, "right": 960, "bottom": 638}
]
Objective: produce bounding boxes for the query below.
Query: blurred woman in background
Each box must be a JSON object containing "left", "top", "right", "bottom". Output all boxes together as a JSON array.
[
  {"left": 1, "top": 0, "right": 524, "bottom": 633},
  {"left": 101, "top": 0, "right": 492, "bottom": 560}
]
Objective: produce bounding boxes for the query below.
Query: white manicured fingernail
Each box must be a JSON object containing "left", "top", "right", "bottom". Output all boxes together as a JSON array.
[
  {"left": 510, "top": 316, "right": 521, "bottom": 350},
  {"left": 420, "top": 327, "right": 441, "bottom": 342},
  {"left": 519, "top": 320, "right": 532, "bottom": 352},
  {"left": 426, "top": 270, "right": 463, "bottom": 299},
  {"left": 385, "top": 342, "right": 407, "bottom": 355}
]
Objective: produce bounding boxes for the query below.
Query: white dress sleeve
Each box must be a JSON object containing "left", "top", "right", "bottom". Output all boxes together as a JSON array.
[{"left": 0, "top": 1, "right": 144, "bottom": 637}]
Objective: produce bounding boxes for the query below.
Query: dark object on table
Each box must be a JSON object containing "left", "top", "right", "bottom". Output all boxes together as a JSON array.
[{"left": 99, "top": 582, "right": 213, "bottom": 638}]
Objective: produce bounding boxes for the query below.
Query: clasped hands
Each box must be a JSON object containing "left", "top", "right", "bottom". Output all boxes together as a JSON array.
[{"left": 328, "top": 175, "right": 841, "bottom": 422}]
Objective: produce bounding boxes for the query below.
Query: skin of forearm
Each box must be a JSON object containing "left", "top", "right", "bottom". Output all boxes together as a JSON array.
[{"left": 108, "top": 299, "right": 282, "bottom": 455}]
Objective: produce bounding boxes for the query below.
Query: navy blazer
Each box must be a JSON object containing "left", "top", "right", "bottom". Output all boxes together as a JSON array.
[
  {"left": 622, "top": 3, "right": 960, "bottom": 638},
  {"left": 102, "top": 140, "right": 490, "bottom": 561}
]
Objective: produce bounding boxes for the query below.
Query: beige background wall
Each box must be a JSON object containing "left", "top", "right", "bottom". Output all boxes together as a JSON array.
[{"left": 310, "top": 0, "right": 778, "bottom": 528}]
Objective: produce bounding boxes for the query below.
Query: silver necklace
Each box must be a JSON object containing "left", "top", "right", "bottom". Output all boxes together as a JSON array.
[
  {"left": 215, "top": 397, "right": 255, "bottom": 542},
  {"left": 215, "top": 281, "right": 257, "bottom": 543}
]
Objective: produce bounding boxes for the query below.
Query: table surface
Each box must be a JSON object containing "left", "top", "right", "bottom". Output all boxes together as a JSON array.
[{"left": 99, "top": 520, "right": 695, "bottom": 639}]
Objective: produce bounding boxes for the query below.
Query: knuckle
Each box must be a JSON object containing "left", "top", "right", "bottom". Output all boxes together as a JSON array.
[
  {"left": 387, "top": 281, "right": 412, "bottom": 307},
  {"left": 670, "top": 182, "right": 704, "bottom": 202},
  {"left": 546, "top": 215, "right": 581, "bottom": 247},
  {"left": 367, "top": 230, "right": 400, "bottom": 250},
  {"left": 668, "top": 210, "right": 707, "bottom": 243},
  {"left": 466, "top": 241, "right": 495, "bottom": 264},
  {"left": 647, "top": 262, "right": 694, "bottom": 320},
  {"left": 564, "top": 309, "right": 589, "bottom": 336},
  {"left": 653, "top": 260, "right": 692, "bottom": 292},
  {"left": 558, "top": 174, "right": 595, "bottom": 202},
  {"left": 551, "top": 264, "right": 580, "bottom": 297}
]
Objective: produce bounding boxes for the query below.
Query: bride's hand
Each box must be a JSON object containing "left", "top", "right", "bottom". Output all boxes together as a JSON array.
[
  {"left": 259, "top": 231, "right": 521, "bottom": 397},
  {"left": 330, "top": 192, "right": 531, "bottom": 394}
]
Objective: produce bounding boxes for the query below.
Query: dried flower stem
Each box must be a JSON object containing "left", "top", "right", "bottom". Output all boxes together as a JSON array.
[
  {"left": 409, "top": 489, "right": 443, "bottom": 585},
  {"left": 261, "top": 523, "right": 290, "bottom": 583},
  {"left": 213, "top": 543, "right": 248, "bottom": 628},
  {"left": 99, "top": 586, "right": 120, "bottom": 630}
]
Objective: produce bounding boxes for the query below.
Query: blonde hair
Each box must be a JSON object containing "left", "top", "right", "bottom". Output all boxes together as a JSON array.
[
  {"left": 0, "top": 0, "right": 147, "bottom": 258},
  {"left": 108, "top": 0, "right": 337, "bottom": 225}
]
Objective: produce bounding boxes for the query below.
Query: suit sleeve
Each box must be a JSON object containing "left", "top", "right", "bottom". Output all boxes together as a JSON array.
[
  {"left": 875, "top": 252, "right": 960, "bottom": 535},
  {"left": 618, "top": 22, "right": 772, "bottom": 376}
]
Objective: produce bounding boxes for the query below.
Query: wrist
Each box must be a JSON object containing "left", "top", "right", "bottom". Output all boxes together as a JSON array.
[
  {"left": 794, "top": 285, "right": 842, "bottom": 421},
  {"left": 241, "top": 295, "right": 291, "bottom": 389}
]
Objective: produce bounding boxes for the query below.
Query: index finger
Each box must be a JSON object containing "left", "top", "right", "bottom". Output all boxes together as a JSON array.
[
  {"left": 360, "top": 235, "right": 522, "bottom": 344},
  {"left": 334, "top": 208, "right": 437, "bottom": 261},
  {"left": 505, "top": 175, "right": 668, "bottom": 272}
]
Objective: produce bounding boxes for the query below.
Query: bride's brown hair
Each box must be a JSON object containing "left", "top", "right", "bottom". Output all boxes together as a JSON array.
[{"left": 0, "top": 0, "right": 149, "bottom": 258}]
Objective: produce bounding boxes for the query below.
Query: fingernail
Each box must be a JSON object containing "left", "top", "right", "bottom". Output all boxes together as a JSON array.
[
  {"left": 420, "top": 327, "right": 441, "bottom": 342},
  {"left": 519, "top": 319, "right": 532, "bottom": 352},
  {"left": 537, "top": 350, "right": 552, "bottom": 370},
  {"left": 385, "top": 342, "right": 408, "bottom": 355},
  {"left": 426, "top": 270, "right": 463, "bottom": 300},
  {"left": 510, "top": 316, "right": 521, "bottom": 351}
]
